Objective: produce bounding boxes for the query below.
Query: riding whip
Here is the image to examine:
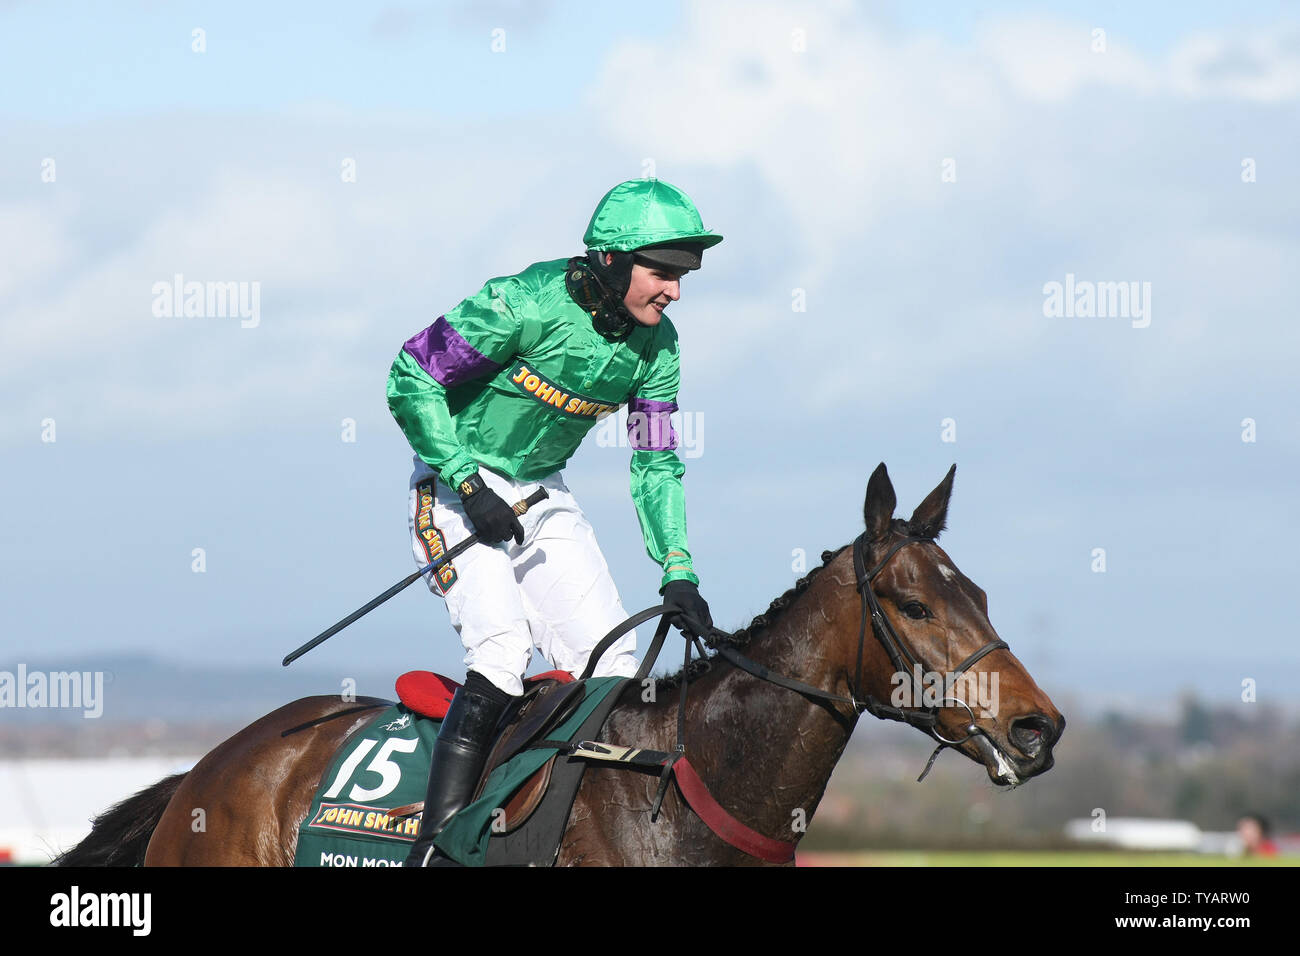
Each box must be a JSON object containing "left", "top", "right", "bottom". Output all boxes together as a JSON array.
[{"left": 282, "top": 487, "right": 549, "bottom": 666}]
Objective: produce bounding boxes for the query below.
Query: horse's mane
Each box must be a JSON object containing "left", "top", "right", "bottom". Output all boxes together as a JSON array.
[
  {"left": 655, "top": 518, "right": 919, "bottom": 689},
  {"left": 654, "top": 545, "right": 846, "bottom": 689}
]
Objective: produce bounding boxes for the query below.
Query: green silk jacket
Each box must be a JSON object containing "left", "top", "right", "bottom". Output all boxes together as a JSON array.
[{"left": 386, "top": 258, "right": 698, "bottom": 589}]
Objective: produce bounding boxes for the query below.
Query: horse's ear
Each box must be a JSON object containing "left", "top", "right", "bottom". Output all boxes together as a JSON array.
[
  {"left": 908, "top": 464, "right": 956, "bottom": 540},
  {"left": 864, "top": 462, "right": 897, "bottom": 543}
]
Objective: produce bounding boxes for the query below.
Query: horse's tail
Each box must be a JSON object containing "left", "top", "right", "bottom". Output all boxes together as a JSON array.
[{"left": 50, "top": 772, "right": 187, "bottom": 867}]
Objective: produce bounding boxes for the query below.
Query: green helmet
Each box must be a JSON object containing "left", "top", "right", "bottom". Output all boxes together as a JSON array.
[{"left": 583, "top": 179, "right": 723, "bottom": 260}]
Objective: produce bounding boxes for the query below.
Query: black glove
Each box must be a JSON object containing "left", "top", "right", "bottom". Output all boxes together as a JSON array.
[
  {"left": 662, "top": 580, "right": 713, "bottom": 638},
  {"left": 457, "top": 474, "right": 524, "bottom": 545}
]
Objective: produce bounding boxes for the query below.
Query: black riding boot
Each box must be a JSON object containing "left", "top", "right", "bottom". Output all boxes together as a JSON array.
[{"left": 404, "top": 673, "right": 511, "bottom": 867}]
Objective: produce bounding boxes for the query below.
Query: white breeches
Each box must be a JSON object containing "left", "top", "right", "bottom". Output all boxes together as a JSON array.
[{"left": 407, "top": 459, "right": 639, "bottom": 696}]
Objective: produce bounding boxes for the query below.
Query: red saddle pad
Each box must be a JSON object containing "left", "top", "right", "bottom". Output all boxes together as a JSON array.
[{"left": 395, "top": 669, "right": 574, "bottom": 719}]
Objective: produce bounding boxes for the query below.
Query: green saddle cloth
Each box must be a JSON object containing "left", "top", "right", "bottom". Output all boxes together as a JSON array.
[{"left": 293, "top": 677, "right": 623, "bottom": 867}]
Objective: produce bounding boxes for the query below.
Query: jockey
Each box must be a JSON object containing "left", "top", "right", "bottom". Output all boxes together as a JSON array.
[{"left": 386, "top": 178, "right": 721, "bottom": 866}]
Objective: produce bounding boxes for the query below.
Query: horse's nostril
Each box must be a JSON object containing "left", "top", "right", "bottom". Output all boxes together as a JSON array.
[{"left": 1009, "top": 714, "right": 1056, "bottom": 757}]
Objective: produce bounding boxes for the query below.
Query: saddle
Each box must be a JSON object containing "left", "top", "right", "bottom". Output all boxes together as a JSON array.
[
  {"left": 390, "top": 669, "right": 586, "bottom": 833},
  {"left": 298, "top": 613, "right": 670, "bottom": 867}
]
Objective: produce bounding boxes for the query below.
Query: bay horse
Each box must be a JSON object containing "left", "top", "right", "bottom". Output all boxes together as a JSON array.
[{"left": 56, "top": 464, "right": 1063, "bottom": 866}]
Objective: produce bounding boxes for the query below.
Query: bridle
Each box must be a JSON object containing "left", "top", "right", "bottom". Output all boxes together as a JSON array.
[
  {"left": 714, "top": 531, "right": 1009, "bottom": 781},
  {"left": 579, "top": 529, "right": 1013, "bottom": 782}
]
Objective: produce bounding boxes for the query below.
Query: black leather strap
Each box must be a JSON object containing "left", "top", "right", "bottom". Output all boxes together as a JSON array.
[
  {"left": 715, "top": 645, "right": 856, "bottom": 707},
  {"left": 580, "top": 606, "right": 673, "bottom": 681}
]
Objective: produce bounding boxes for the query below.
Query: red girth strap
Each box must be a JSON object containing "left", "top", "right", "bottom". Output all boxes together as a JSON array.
[{"left": 672, "top": 756, "right": 796, "bottom": 864}]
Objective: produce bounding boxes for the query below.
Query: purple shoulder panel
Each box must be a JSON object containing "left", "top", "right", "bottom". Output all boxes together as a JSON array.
[{"left": 403, "top": 315, "right": 502, "bottom": 387}]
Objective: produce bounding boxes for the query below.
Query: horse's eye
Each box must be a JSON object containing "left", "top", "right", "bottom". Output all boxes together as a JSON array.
[{"left": 903, "top": 602, "right": 928, "bottom": 620}]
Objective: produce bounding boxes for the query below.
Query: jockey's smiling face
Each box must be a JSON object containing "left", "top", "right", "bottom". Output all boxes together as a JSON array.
[{"left": 604, "top": 252, "right": 683, "bottom": 328}]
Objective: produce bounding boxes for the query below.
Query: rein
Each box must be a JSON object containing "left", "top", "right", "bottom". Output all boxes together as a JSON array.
[
  {"left": 570, "top": 531, "right": 1010, "bottom": 860},
  {"left": 699, "top": 533, "right": 1007, "bottom": 780}
]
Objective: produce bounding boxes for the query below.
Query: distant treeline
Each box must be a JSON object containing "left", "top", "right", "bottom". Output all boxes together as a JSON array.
[{"left": 802, "top": 695, "right": 1299, "bottom": 850}]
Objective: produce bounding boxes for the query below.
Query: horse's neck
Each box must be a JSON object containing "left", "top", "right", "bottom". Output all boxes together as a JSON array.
[{"left": 677, "top": 556, "right": 860, "bottom": 840}]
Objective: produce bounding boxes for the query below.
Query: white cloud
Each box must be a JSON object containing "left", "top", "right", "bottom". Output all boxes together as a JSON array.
[
  {"left": 0, "top": 199, "right": 71, "bottom": 302},
  {"left": 590, "top": 2, "right": 1008, "bottom": 272},
  {"left": 0, "top": 120, "right": 585, "bottom": 445},
  {"left": 3, "top": 8, "right": 1297, "bottom": 449},
  {"left": 1167, "top": 27, "right": 1300, "bottom": 101},
  {"left": 586, "top": 4, "right": 1300, "bottom": 417},
  {"left": 976, "top": 16, "right": 1158, "bottom": 101}
]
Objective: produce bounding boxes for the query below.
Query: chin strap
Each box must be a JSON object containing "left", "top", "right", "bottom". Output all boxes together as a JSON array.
[{"left": 566, "top": 254, "right": 636, "bottom": 340}]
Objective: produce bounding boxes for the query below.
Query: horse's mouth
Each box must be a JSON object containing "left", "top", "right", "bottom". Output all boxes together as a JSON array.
[
  {"left": 969, "top": 731, "right": 1058, "bottom": 789},
  {"left": 960, "top": 711, "right": 1063, "bottom": 788},
  {"left": 969, "top": 733, "right": 1021, "bottom": 787}
]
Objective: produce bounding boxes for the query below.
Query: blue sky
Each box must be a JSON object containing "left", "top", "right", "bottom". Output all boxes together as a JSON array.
[
  {"left": 2, "top": 1, "right": 1297, "bottom": 719},
  {"left": 0, "top": 1, "right": 656, "bottom": 119}
]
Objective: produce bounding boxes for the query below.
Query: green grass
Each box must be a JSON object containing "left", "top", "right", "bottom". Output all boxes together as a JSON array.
[{"left": 795, "top": 850, "right": 1295, "bottom": 866}]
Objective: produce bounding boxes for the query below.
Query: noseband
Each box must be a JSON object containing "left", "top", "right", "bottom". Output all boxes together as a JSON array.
[{"left": 716, "top": 531, "right": 1009, "bottom": 780}]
